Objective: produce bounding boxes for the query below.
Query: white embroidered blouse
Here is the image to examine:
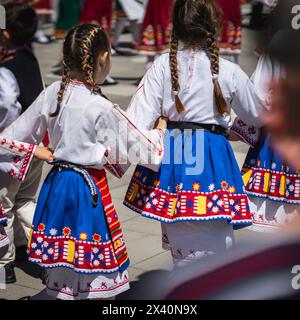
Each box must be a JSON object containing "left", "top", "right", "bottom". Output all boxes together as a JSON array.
[
  {"left": 127, "top": 49, "right": 265, "bottom": 130},
  {"left": 1, "top": 81, "right": 164, "bottom": 176}
]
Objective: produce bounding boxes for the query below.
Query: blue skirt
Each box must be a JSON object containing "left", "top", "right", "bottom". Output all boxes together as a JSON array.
[
  {"left": 242, "top": 136, "right": 300, "bottom": 204},
  {"left": 28, "top": 167, "right": 130, "bottom": 274},
  {"left": 124, "top": 130, "right": 252, "bottom": 228}
]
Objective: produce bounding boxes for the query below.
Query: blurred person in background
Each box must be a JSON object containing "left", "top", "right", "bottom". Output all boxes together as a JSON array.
[
  {"left": 0, "top": 3, "right": 44, "bottom": 284},
  {"left": 216, "top": 0, "right": 242, "bottom": 63},
  {"left": 112, "top": 0, "right": 145, "bottom": 55},
  {"left": 80, "top": 0, "right": 118, "bottom": 85},
  {"left": 230, "top": 1, "right": 300, "bottom": 233}
]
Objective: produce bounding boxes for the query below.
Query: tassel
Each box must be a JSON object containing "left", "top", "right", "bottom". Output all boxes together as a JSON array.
[
  {"left": 174, "top": 93, "right": 185, "bottom": 113},
  {"left": 213, "top": 79, "right": 229, "bottom": 116}
]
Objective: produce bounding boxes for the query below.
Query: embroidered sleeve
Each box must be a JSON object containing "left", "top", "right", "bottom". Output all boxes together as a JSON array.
[
  {"left": 230, "top": 118, "right": 261, "bottom": 148},
  {"left": 0, "top": 137, "right": 36, "bottom": 182},
  {"left": 97, "top": 104, "right": 165, "bottom": 178},
  {"left": 126, "top": 55, "right": 164, "bottom": 130}
]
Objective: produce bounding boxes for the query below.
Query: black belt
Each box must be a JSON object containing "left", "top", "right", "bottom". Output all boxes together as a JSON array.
[
  {"left": 51, "top": 161, "right": 99, "bottom": 207},
  {"left": 167, "top": 121, "right": 229, "bottom": 137}
]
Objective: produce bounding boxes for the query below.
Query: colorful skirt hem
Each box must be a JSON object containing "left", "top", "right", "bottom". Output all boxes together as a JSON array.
[{"left": 27, "top": 168, "right": 130, "bottom": 275}]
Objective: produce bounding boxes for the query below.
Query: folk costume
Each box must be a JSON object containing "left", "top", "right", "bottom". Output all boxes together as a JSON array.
[
  {"left": 216, "top": 0, "right": 242, "bottom": 61},
  {"left": 80, "top": 0, "right": 114, "bottom": 34},
  {"left": 0, "top": 46, "right": 44, "bottom": 269},
  {"left": 139, "top": 0, "right": 173, "bottom": 55},
  {"left": 232, "top": 54, "right": 300, "bottom": 232},
  {"left": 124, "top": 49, "right": 264, "bottom": 265},
  {"left": 2, "top": 80, "right": 164, "bottom": 299},
  {"left": 55, "top": 0, "right": 81, "bottom": 39}
]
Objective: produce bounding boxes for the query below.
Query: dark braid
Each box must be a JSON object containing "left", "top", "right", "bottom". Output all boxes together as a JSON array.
[
  {"left": 172, "top": 0, "right": 228, "bottom": 116},
  {"left": 170, "top": 35, "right": 185, "bottom": 113},
  {"left": 50, "top": 24, "right": 110, "bottom": 117},
  {"left": 207, "top": 32, "right": 229, "bottom": 116},
  {"left": 49, "top": 59, "right": 69, "bottom": 117}
]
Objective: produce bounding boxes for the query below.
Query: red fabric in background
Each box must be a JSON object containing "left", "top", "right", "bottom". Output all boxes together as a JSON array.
[{"left": 80, "top": 0, "right": 113, "bottom": 33}]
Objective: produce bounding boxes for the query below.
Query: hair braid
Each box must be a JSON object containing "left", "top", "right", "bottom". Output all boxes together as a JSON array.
[
  {"left": 50, "top": 58, "right": 70, "bottom": 117},
  {"left": 207, "top": 32, "right": 229, "bottom": 116},
  {"left": 81, "top": 27, "right": 99, "bottom": 88},
  {"left": 170, "top": 35, "right": 185, "bottom": 113},
  {"left": 50, "top": 24, "right": 111, "bottom": 117}
]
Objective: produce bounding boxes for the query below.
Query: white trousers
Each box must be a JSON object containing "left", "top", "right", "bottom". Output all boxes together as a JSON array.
[
  {"left": 162, "top": 221, "right": 235, "bottom": 267},
  {"left": 0, "top": 159, "right": 43, "bottom": 267}
]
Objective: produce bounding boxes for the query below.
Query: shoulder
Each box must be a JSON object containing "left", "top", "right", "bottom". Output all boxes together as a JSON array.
[
  {"left": 45, "top": 81, "right": 61, "bottom": 93},
  {"left": 152, "top": 53, "right": 169, "bottom": 70},
  {"left": 219, "top": 58, "right": 249, "bottom": 82}
]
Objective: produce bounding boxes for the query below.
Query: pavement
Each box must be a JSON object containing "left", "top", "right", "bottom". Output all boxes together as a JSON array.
[{"left": 0, "top": 26, "right": 264, "bottom": 300}]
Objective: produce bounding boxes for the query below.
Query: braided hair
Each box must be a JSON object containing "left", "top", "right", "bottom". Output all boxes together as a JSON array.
[
  {"left": 50, "top": 24, "right": 110, "bottom": 117},
  {"left": 171, "top": 0, "right": 229, "bottom": 116}
]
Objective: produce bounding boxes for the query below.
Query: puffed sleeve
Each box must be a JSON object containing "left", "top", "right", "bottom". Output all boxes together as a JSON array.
[
  {"left": 96, "top": 103, "right": 165, "bottom": 178},
  {"left": 0, "top": 137, "right": 36, "bottom": 182},
  {"left": 1, "top": 89, "right": 48, "bottom": 146},
  {"left": 230, "top": 64, "right": 265, "bottom": 127},
  {"left": 0, "top": 67, "right": 22, "bottom": 131},
  {"left": 126, "top": 55, "right": 165, "bottom": 130}
]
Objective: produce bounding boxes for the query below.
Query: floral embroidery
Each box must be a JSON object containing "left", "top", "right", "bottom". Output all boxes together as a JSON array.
[
  {"left": 92, "top": 234, "right": 101, "bottom": 243},
  {"left": 228, "top": 186, "right": 236, "bottom": 193},
  {"left": 37, "top": 223, "right": 45, "bottom": 232},
  {"left": 114, "top": 239, "right": 122, "bottom": 250},
  {"left": 63, "top": 227, "right": 71, "bottom": 236},
  {"left": 221, "top": 181, "right": 228, "bottom": 190},
  {"left": 193, "top": 182, "right": 201, "bottom": 191},
  {"left": 80, "top": 233, "right": 88, "bottom": 241}
]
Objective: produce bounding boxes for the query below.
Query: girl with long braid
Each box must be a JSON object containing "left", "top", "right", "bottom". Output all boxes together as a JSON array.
[
  {"left": 2, "top": 24, "right": 166, "bottom": 299},
  {"left": 124, "top": 0, "right": 265, "bottom": 266}
]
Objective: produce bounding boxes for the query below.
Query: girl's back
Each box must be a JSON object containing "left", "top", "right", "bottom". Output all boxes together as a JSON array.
[{"left": 129, "top": 49, "right": 263, "bottom": 129}]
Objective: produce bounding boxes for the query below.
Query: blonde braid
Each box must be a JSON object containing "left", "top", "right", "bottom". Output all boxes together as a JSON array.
[
  {"left": 207, "top": 32, "right": 229, "bottom": 116},
  {"left": 81, "top": 27, "right": 99, "bottom": 89},
  {"left": 50, "top": 58, "right": 70, "bottom": 117},
  {"left": 170, "top": 35, "right": 185, "bottom": 113}
]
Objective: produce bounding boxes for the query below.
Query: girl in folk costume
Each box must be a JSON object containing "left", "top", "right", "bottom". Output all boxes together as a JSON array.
[
  {"left": 0, "top": 138, "right": 53, "bottom": 258},
  {"left": 231, "top": 32, "right": 300, "bottom": 232},
  {"left": 1, "top": 24, "right": 166, "bottom": 300},
  {"left": 139, "top": 0, "right": 173, "bottom": 55},
  {"left": 215, "top": 0, "right": 242, "bottom": 63},
  {"left": 124, "top": 0, "right": 264, "bottom": 266}
]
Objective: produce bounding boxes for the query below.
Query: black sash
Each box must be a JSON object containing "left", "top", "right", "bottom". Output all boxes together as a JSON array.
[{"left": 167, "top": 121, "right": 229, "bottom": 137}]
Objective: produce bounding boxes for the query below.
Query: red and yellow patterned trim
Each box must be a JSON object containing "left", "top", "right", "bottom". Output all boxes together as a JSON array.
[
  {"left": 242, "top": 166, "right": 300, "bottom": 203},
  {"left": 124, "top": 177, "right": 252, "bottom": 226}
]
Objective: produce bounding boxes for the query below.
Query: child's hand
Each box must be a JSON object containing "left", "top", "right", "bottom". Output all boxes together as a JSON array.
[
  {"left": 34, "top": 146, "right": 54, "bottom": 162},
  {"left": 228, "top": 131, "right": 241, "bottom": 142},
  {"left": 154, "top": 116, "right": 168, "bottom": 133}
]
